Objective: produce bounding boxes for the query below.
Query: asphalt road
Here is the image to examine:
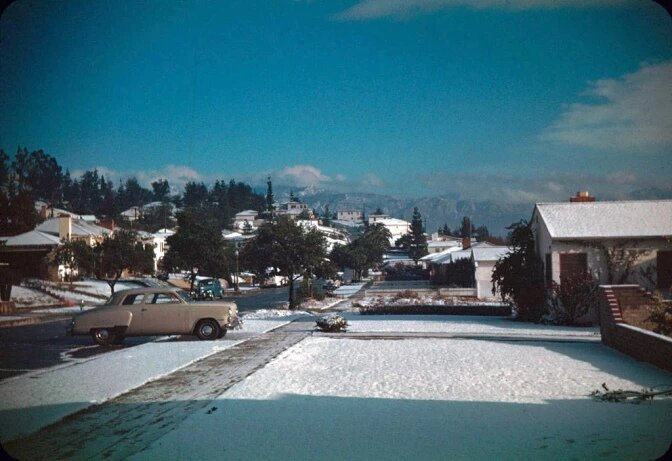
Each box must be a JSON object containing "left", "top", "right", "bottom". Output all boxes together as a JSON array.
[
  {"left": 222, "top": 286, "right": 290, "bottom": 312},
  {"left": 0, "top": 286, "right": 290, "bottom": 380}
]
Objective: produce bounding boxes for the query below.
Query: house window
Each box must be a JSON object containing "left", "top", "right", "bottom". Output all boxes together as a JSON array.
[
  {"left": 657, "top": 250, "right": 672, "bottom": 290},
  {"left": 559, "top": 253, "right": 587, "bottom": 282}
]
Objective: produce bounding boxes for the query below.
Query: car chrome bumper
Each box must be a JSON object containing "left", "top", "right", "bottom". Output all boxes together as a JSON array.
[{"left": 229, "top": 315, "right": 243, "bottom": 330}]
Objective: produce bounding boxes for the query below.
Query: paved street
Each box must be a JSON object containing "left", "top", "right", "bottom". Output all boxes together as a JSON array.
[{"left": 0, "top": 286, "right": 291, "bottom": 380}]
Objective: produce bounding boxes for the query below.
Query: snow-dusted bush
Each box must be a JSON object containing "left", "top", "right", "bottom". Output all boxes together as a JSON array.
[
  {"left": 315, "top": 314, "right": 348, "bottom": 332},
  {"left": 393, "top": 290, "right": 419, "bottom": 301}
]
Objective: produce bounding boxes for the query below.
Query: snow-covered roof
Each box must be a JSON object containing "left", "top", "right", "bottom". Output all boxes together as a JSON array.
[
  {"left": 153, "top": 228, "right": 176, "bottom": 238},
  {"left": 420, "top": 247, "right": 460, "bottom": 263},
  {"left": 534, "top": 200, "right": 672, "bottom": 239},
  {"left": 236, "top": 210, "right": 258, "bottom": 217},
  {"left": 36, "top": 218, "right": 112, "bottom": 237},
  {"left": 1, "top": 230, "right": 61, "bottom": 247},
  {"left": 472, "top": 246, "right": 509, "bottom": 262},
  {"left": 449, "top": 249, "right": 472, "bottom": 262}
]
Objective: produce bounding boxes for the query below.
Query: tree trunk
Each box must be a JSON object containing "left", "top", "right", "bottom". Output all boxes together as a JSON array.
[{"left": 288, "top": 278, "right": 295, "bottom": 309}]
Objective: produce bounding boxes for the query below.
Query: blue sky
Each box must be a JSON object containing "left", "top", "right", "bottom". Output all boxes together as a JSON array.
[{"left": 1, "top": 0, "right": 671, "bottom": 202}]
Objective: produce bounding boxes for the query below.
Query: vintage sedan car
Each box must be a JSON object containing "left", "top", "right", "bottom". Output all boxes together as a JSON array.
[{"left": 68, "top": 287, "right": 240, "bottom": 346}]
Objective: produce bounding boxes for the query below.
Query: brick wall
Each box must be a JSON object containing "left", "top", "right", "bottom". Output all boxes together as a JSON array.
[{"left": 599, "top": 285, "right": 672, "bottom": 373}]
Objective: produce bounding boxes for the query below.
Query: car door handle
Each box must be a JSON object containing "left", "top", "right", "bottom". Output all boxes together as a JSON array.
[{"left": 141, "top": 308, "right": 147, "bottom": 312}]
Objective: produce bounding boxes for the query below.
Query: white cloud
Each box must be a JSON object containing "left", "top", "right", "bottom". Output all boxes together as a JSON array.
[
  {"left": 275, "top": 164, "right": 333, "bottom": 187},
  {"left": 71, "top": 164, "right": 202, "bottom": 193},
  {"left": 540, "top": 61, "right": 672, "bottom": 151},
  {"left": 334, "top": 0, "right": 626, "bottom": 20},
  {"left": 418, "top": 170, "right": 668, "bottom": 203},
  {"left": 362, "top": 173, "right": 384, "bottom": 187}
]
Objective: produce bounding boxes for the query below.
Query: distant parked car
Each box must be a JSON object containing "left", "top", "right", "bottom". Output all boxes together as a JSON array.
[
  {"left": 191, "top": 278, "right": 224, "bottom": 300},
  {"left": 67, "top": 287, "right": 240, "bottom": 346},
  {"left": 261, "top": 275, "right": 289, "bottom": 288}
]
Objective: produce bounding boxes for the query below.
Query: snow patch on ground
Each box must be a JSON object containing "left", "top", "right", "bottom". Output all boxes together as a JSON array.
[
  {"left": 343, "top": 314, "right": 600, "bottom": 337},
  {"left": 356, "top": 294, "right": 507, "bottom": 307},
  {"left": 242, "top": 309, "right": 312, "bottom": 321},
  {"left": 128, "top": 336, "right": 672, "bottom": 460}
]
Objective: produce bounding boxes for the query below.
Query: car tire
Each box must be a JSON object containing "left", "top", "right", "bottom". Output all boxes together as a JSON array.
[
  {"left": 195, "top": 319, "right": 221, "bottom": 340},
  {"left": 92, "top": 328, "right": 116, "bottom": 346},
  {"left": 218, "top": 328, "right": 227, "bottom": 338},
  {"left": 112, "top": 335, "right": 125, "bottom": 345}
]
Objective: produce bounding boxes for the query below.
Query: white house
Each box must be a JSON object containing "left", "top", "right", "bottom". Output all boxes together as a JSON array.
[
  {"left": 232, "top": 210, "right": 265, "bottom": 233},
  {"left": 297, "top": 220, "right": 350, "bottom": 253},
  {"left": 151, "top": 228, "right": 176, "bottom": 272},
  {"left": 368, "top": 217, "right": 411, "bottom": 246},
  {"left": 531, "top": 199, "right": 672, "bottom": 295},
  {"left": 472, "top": 245, "right": 510, "bottom": 299},
  {"left": 337, "top": 210, "right": 363, "bottom": 223}
]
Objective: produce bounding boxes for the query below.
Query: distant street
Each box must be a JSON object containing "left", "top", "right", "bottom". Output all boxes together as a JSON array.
[
  {"left": 222, "top": 286, "right": 290, "bottom": 312},
  {"left": 0, "top": 286, "right": 291, "bottom": 380}
]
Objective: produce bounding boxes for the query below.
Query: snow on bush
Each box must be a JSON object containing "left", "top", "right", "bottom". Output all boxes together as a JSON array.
[{"left": 315, "top": 314, "right": 348, "bottom": 332}]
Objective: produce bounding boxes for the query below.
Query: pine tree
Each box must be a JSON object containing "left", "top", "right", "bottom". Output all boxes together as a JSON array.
[{"left": 408, "top": 207, "right": 428, "bottom": 263}]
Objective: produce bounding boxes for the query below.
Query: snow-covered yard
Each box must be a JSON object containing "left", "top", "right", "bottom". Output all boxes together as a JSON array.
[
  {"left": 2, "top": 308, "right": 671, "bottom": 459},
  {"left": 131, "top": 333, "right": 672, "bottom": 460}
]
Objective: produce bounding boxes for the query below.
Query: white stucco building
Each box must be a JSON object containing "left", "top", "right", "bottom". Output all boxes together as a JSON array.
[{"left": 531, "top": 199, "right": 672, "bottom": 295}]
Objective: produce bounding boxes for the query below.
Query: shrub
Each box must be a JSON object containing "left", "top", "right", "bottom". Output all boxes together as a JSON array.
[
  {"left": 315, "top": 314, "right": 348, "bottom": 332},
  {"left": 545, "top": 272, "right": 599, "bottom": 325},
  {"left": 647, "top": 296, "right": 672, "bottom": 336},
  {"left": 393, "top": 290, "right": 419, "bottom": 301}
]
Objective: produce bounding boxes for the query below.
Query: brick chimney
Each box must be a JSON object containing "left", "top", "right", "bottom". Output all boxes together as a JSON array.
[
  {"left": 570, "top": 191, "right": 596, "bottom": 203},
  {"left": 58, "top": 214, "right": 72, "bottom": 240}
]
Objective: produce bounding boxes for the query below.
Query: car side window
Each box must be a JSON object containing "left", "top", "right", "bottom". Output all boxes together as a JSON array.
[
  {"left": 151, "top": 293, "right": 180, "bottom": 304},
  {"left": 122, "top": 294, "right": 144, "bottom": 305}
]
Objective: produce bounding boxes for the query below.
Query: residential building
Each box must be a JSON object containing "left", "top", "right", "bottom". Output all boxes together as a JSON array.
[
  {"left": 232, "top": 210, "right": 265, "bottom": 233},
  {"left": 337, "top": 210, "right": 363, "bottom": 223},
  {"left": 151, "top": 228, "right": 176, "bottom": 272},
  {"left": 531, "top": 198, "right": 672, "bottom": 296}
]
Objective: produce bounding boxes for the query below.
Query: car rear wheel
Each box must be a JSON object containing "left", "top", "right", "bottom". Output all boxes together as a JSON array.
[
  {"left": 92, "top": 328, "right": 116, "bottom": 346},
  {"left": 195, "top": 319, "right": 221, "bottom": 340}
]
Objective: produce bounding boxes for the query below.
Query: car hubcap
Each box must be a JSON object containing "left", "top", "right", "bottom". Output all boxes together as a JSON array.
[
  {"left": 97, "top": 330, "right": 109, "bottom": 341},
  {"left": 201, "top": 324, "right": 214, "bottom": 337}
]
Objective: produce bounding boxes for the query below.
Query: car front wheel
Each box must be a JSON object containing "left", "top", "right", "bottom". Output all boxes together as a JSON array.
[
  {"left": 195, "top": 319, "right": 221, "bottom": 340},
  {"left": 92, "top": 328, "right": 116, "bottom": 346}
]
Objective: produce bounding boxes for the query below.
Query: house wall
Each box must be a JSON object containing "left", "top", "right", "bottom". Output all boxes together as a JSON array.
[
  {"left": 475, "top": 261, "right": 497, "bottom": 300},
  {"left": 547, "top": 238, "right": 666, "bottom": 291}
]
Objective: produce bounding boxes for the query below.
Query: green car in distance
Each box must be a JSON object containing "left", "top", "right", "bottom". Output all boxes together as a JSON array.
[{"left": 193, "top": 278, "right": 224, "bottom": 300}]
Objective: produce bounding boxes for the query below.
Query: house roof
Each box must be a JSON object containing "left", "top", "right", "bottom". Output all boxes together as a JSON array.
[
  {"left": 421, "top": 247, "right": 460, "bottom": 263},
  {"left": 236, "top": 210, "right": 258, "bottom": 217},
  {"left": 36, "top": 218, "right": 112, "bottom": 237},
  {"left": 534, "top": 200, "right": 672, "bottom": 239},
  {"left": 472, "top": 246, "right": 509, "bottom": 262},
  {"left": 1, "top": 230, "right": 62, "bottom": 247}
]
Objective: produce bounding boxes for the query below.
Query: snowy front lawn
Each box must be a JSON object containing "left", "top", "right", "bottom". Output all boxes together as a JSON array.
[{"left": 131, "top": 335, "right": 672, "bottom": 460}]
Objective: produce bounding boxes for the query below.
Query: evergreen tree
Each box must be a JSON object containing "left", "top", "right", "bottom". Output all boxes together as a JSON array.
[
  {"left": 266, "top": 176, "right": 274, "bottom": 213},
  {"left": 0, "top": 149, "right": 9, "bottom": 189},
  {"left": 460, "top": 216, "right": 473, "bottom": 238},
  {"left": 491, "top": 220, "right": 545, "bottom": 322},
  {"left": 408, "top": 207, "right": 428, "bottom": 263},
  {"left": 151, "top": 179, "right": 170, "bottom": 202}
]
